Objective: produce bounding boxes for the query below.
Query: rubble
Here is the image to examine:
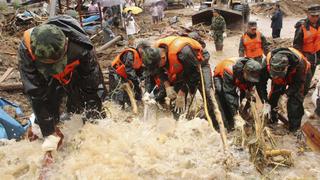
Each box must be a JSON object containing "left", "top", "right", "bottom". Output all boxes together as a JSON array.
[{"left": 251, "top": 0, "right": 319, "bottom": 17}]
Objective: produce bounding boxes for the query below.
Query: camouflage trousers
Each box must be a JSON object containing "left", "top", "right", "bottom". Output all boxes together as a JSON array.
[{"left": 213, "top": 32, "right": 224, "bottom": 51}]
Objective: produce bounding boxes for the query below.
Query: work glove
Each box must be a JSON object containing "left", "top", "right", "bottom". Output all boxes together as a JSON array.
[
  {"left": 165, "top": 86, "right": 177, "bottom": 100},
  {"left": 223, "top": 32, "right": 227, "bottom": 38},
  {"left": 263, "top": 103, "right": 271, "bottom": 119},
  {"left": 174, "top": 94, "right": 185, "bottom": 114},
  {"left": 42, "top": 135, "right": 61, "bottom": 152}
]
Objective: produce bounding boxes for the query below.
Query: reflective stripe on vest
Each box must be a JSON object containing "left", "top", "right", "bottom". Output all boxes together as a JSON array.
[
  {"left": 242, "top": 32, "right": 264, "bottom": 58},
  {"left": 266, "top": 48, "right": 311, "bottom": 85},
  {"left": 302, "top": 25, "right": 320, "bottom": 54},
  {"left": 23, "top": 28, "right": 80, "bottom": 85},
  {"left": 155, "top": 36, "right": 204, "bottom": 82},
  {"left": 214, "top": 58, "right": 250, "bottom": 91},
  {"left": 111, "top": 48, "right": 142, "bottom": 79}
]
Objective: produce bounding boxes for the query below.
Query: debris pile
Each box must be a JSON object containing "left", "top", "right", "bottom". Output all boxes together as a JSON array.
[
  {"left": 267, "top": 37, "right": 293, "bottom": 50},
  {"left": 251, "top": 0, "right": 318, "bottom": 17}
]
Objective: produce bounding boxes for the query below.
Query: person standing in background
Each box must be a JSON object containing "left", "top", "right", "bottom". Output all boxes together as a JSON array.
[
  {"left": 239, "top": 21, "right": 269, "bottom": 63},
  {"left": 150, "top": 4, "right": 159, "bottom": 24},
  {"left": 293, "top": 4, "right": 320, "bottom": 95},
  {"left": 157, "top": 4, "right": 164, "bottom": 22},
  {"left": 125, "top": 10, "right": 136, "bottom": 46},
  {"left": 271, "top": 3, "right": 283, "bottom": 38},
  {"left": 211, "top": 9, "right": 226, "bottom": 51}
]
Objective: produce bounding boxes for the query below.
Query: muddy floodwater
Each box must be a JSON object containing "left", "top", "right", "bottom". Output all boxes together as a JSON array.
[
  {"left": 1, "top": 8, "right": 320, "bottom": 179},
  {"left": 0, "top": 102, "right": 320, "bottom": 179}
]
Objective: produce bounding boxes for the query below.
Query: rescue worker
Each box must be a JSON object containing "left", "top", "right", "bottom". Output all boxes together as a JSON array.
[
  {"left": 293, "top": 4, "right": 320, "bottom": 94},
  {"left": 18, "top": 16, "right": 106, "bottom": 151},
  {"left": 109, "top": 41, "right": 150, "bottom": 106},
  {"left": 239, "top": 21, "right": 269, "bottom": 63},
  {"left": 257, "top": 47, "right": 311, "bottom": 132},
  {"left": 144, "top": 32, "right": 210, "bottom": 105},
  {"left": 213, "top": 57, "right": 262, "bottom": 131},
  {"left": 143, "top": 36, "right": 219, "bottom": 128},
  {"left": 211, "top": 9, "right": 226, "bottom": 51}
]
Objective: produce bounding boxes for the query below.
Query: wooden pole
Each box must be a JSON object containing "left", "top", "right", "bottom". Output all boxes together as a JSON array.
[{"left": 96, "top": 35, "right": 122, "bottom": 52}]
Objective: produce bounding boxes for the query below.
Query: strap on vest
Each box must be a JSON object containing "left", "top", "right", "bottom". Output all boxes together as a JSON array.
[
  {"left": 52, "top": 60, "right": 80, "bottom": 85},
  {"left": 23, "top": 28, "right": 36, "bottom": 61}
]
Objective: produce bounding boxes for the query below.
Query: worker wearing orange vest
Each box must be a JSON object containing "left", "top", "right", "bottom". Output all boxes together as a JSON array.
[
  {"left": 257, "top": 48, "right": 311, "bottom": 132},
  {"left": 142, "top": 36, "right": 217, "bottom": 125},
  {"left": 18, "top": 16, "right": 106, "bottom": 150},
  {"left": 213, "top": 57, "right": 262, "bottom": 131},
  {"left": 239, "top": 21, "right": 269, "bottom": 63},
  {"left": 293, "top": 4, "right": 320, "bottom": 94},
  {"left": 144, "top": 32, "right": 211, "bottom": 105},
  {"left": 109, "top": 42, "right": 150, "bottom": 106}
]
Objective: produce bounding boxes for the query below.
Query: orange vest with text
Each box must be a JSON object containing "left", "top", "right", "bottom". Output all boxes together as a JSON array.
[
  {"left": 301, "top": 25, "right": 320, "bottom": 54},
  {"left": 155, "top": 36, "right": 204, "bottom": 82},
  {"left": 242, "top": 32, "right": 264, "bottom": 58},
  {"left": 111, "top": 48, "right": 142, "bottom": 79},
  {"left": 23, "top": 28, "right": 80, "bottom": 85}
]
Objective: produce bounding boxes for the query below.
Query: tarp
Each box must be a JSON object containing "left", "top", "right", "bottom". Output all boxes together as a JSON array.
[{"left": 0, "top": 98, "right": 30, "bottom": 140}]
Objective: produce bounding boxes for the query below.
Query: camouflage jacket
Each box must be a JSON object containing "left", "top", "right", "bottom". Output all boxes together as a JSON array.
[{"left": 211, "top": 15, "right": 226, "bottom": 33}]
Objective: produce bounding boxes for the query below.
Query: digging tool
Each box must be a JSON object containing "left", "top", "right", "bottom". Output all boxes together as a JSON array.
[
  {"left": 121, "top": 82, "right": 138, "bottom": 115},
  {"left": 198, "top": 64, "right": 228, "bottom": 151}
]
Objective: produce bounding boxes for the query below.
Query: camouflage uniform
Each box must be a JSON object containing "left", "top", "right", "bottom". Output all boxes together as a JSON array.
[{"left": 211, "top": 14, "right": 226, "bottom": 51}]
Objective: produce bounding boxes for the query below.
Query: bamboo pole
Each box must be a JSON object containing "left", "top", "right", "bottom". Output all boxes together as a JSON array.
[{"left": 198, "top": 64, "right": 228, "bottom": 151}]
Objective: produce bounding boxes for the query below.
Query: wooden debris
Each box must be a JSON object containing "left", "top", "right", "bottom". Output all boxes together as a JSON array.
[
  {"left": 0, "top": 83, "right": 23, "bottom": 91},
  {"left": 0, "top": 68, "right": 14, "bottom": 83},
  {"left": 121, "top": 82, "right": 138, "bottom": 115},
  {"left": 247, "top": 100, "right": 293, "bottom": 174},
  {"left": 302, "top": 122, "right": 320, "bottom": 152},
  {"left": 96, "top": 36, "right": 122, "bottom": 52}
]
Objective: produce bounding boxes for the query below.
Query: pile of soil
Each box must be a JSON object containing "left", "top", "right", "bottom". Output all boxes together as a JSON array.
[
  {"left": 251, "top": 0, "right": 318, "bottom": 17},
  {"left": 267, "top": 37, "right": 293, "bottom": 50}
]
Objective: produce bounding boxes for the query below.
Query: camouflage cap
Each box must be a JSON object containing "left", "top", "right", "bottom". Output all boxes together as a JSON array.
[
  {"left": 65, "top": 9, "right": 79, "bottom": 19},
  {"left": 247, "top": 21, "right": 257, "bottom": 27},
  {"left": 243, "top": 59, "right": 262, "bottom": 83},
  {"left": 136, "top": 40, "right": 151, "bottom": 50},
  {"left": 142, "top": 47, "right": 161, "bottom": 76},
  {"left": 31, "top": 24, "right": 67, "bottom": 64},
  {"left": 270, "top": 52, "right": 289, "bottom": 78},
  {"left": 308, "top": 4, "right": 320, "bottom": 15}
]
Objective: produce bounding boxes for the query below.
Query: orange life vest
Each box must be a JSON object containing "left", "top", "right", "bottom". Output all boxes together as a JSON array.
[
  {"left": 214, "top": 58, "right": 251, "bottom": 91},
  {"left": 301, "top": 24, "right": 320, "bottom": 54},
  {"left": 111, "top": 48, "right": 142, "bottom": 79},
  {"left": 23, "top": 28, "right": 79, "bottom": 85},
  {"left": 155, "top": 36, "right": 204, "bottom": 82},
  {"left": 242, "top": 32, "right": 264, "bottom": 58},
  {"left": 266, "top": 47, "right": 311, "bottom": 85}
]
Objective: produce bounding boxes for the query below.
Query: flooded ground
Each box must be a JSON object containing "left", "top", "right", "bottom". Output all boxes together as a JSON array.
[
  {"left": 1, "top": 6, "right": 320, "bottom": 180},
  {"left": 1, "top": 102, "right": 320, "bottom": 179}
]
